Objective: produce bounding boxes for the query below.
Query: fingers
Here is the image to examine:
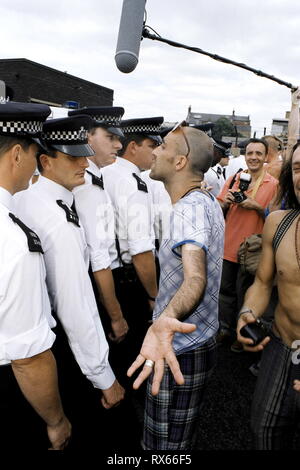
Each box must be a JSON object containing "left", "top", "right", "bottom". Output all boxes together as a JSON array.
[
  {"left": 49, "top": 436, "right": 70, "bottom": 451},
  {"left": 100, "top": 396, "right": 122, "bottom": 410},
  {"left": 108, "top": 332, "right": 127, "bottom": 343},
  {"left": 100, "top": 396, "right": 112, "bottom": 409},
  {"left": 127, "top": 354, "right": 145, "bottom": 378},
  {"left": 165, "top": 352, "right": 184, "bottom": 386},
  {"left": 151, "top": 360, "right": 165, "bottom": 396},
  {"left": 132, "top": 365, "right": 153, "bottom": 391},
  {"left": 293, "top": 380, "right": 300, "bottom": 392},
  {"left": 173, "top": 320, "right": 197, "bottom": 335},
  {"left": 243, "top": 335, "right": 270, "bottom": 352}
]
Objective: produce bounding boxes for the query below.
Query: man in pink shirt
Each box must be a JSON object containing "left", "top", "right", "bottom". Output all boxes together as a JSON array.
[{"left": 217, "top": 138, "right": 278, "bottom": 349}]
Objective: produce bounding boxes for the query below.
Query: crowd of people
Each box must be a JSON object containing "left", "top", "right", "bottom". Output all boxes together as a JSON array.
[{"left": 0, "top": 86, "right": 299, "bottom": 452}]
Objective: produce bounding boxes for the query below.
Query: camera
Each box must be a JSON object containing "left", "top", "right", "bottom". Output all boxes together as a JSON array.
[
  {"left": 240, "top": 319, "right": 269, "bottom": 346},
  {"left": 232, "top": 172, "right": 251, "bottom": 203}
]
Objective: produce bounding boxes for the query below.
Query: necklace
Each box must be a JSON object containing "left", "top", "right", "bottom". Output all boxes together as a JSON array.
[
  {"left": 295, "top": 215, "right": 300, "bottom": 270},
  {"left": 180, "top": 186, "right": 203, "bottom": 199}
]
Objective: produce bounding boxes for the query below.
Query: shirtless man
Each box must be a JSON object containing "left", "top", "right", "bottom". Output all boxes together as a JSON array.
[
  {"left": 237, "top": 142, "right": 300, "bottom": 450},
  {"left": 262, "top": 135, "right": 283, "bottom": 180}
]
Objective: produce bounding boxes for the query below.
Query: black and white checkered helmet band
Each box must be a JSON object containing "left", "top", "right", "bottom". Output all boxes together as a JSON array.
[
  {"left": 122, "top": 124, "right": 161, "bottom": 134},
  {"left": 42, "top": 126, "right": 88, "bottom": 142},
  {"left": 93, "top": 114, "right": 122, "bottom": 126},
  {"left": 0, "top": 120, "right": 43, "bottom": 135}
]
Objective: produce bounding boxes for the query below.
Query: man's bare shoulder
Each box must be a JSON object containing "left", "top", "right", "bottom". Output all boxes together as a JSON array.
[
  {"left": 263, "top": 210, "right": 291, "bottom": 238},
  {"left": 265, "top": 160, "right": 283, "bottom": 180},
  {"left": 266, "top": 209, "right": 291, "bottom": 223}
]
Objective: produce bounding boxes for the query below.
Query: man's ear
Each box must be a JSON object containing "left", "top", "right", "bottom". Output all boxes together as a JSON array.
[
  {"left": 11, "top": 144, "right": 22, "bottom": 167},
  {"left": 127, "top": 140, "right": 138, "bottom": 155},
  {"left": 38, "top": 153, "right": 51, "bottom": 172},
  {"left": 175, "top": 154, "right": 188, "bottom": 171}
]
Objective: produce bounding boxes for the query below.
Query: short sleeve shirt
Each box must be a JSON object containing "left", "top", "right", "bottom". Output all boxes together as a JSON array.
[
  {"left": 153, "top": 190, "right": 225, "bottom": 354},
  {"left": 0, "top": 187, "right": 55, "bottom": 365},
  {"left": 217, "top": 171, "right": 278, "bottom": 262},
  {"left": 14, "top": 177, "right": 115, "bottom": 389},
  {"left": 101, "top": 158, "right": 155, "bottom": 264},
  {"left": 141, "top": 170, "right": 172, "bottom": 245},
  {"left": 77, "top": 160, "right": 119, "bottom": 270},
  {"left": 204, "top": 164, "right": 225, "bottom": 197}
]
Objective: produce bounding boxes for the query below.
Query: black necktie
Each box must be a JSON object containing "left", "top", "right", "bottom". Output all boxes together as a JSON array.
[
  {"left": 9, "top": 212, "right": 44, "bottom": 253},
  {"left": 71, "top": 199, "right": 78, "bottom": 216}
]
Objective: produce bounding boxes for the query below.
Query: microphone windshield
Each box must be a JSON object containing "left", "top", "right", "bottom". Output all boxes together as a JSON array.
[{"left": 115, "top": 0, "right": 147, "bottom": 73}]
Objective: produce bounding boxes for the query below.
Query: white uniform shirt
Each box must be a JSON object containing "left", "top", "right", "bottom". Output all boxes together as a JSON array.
[
  {"left": 14, "top": 176, "right": 115, "bottom": 389},
  {"left": 226, "top": 155, "right": 247, "bottom": 179},
  {"left": 73, "top": 159, "right": 119, "bottom": 271},
  {"left": 101, "top": 157, "right": 155, "bottom": 264},
  {"left": 204, "top": 164, "right": 226, "bottom": 197},
  {"left": 0, "top": 187, "right": 55, "bottom": 366},
  {"left": 141, "top": 169, "right": 172, "bottom": 244}
]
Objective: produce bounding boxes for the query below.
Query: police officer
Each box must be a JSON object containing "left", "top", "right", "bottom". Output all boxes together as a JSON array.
[
  {"left": 14, "top": 115, "right": 124, "bottom": 449},
  {"left": 101, "top": 117, "right": 163, "bottom": 370},
  {"left": 68, "top": 107, "right": 129, "bottom": 343},
  {"left": 68, "top": 105, "right": 124, "bottom": 173},
  {"left": 0, "top": 102, "right": 71, "bottom": 450},
  {"left": 140, "top": 125, "right": 171, "bottom": 249},
  {"left": 204, "top": 140, "right": 231, "bottom": 197}
]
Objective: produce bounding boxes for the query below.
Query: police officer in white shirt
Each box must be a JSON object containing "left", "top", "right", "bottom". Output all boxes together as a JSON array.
[
  {"left": 68, "top": 107, "right": 129, "bottom": 343},
  {"left": 0, "top": 102, "right": 71, "bottom": 450},
  {"left": 141, "top": 169, "right": 172, "bottom": 248},
  {"left": 204, "top": 140, "right": 230, "bottom": 197},
  {"left": 101, "top": 117, "right": 163, "bottom": 375},
  {"left": 141, "top": 123, "right": 172, "bottom": 248},
  {"left": 14, "top": 115, "right": 124, "bottom": 448},
  {"left": 226, "top": 140, "right": 248, "bottom": 179}
]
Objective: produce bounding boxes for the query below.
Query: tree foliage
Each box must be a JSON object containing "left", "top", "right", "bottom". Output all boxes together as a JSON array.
[{"left": 211, "top": 117, "right": 236, "bottom": 141}]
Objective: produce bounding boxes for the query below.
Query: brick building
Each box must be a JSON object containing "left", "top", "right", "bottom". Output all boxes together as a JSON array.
[
  {"left": 186, "top": 106, "right": 251, "bottom": 139},
  {"left": 0, "top": 58, "right": 113, "bottom": 108}
]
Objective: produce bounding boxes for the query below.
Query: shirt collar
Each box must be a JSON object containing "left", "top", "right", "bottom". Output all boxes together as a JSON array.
[
  {"left": 36, "top": 175, "right": 74, "bottom": 206},
  {"left": 87, "top": 159, "right": 101, "bottom": 177},
  {"left": 115, "top": 157, "right": 140, "bottom": 175},
  {"left": 0, "top": 186, "right": 13, "bottom": 211}
]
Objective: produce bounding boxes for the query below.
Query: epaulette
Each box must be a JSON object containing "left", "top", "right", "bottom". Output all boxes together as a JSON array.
[
  {"left": 56, "top": 200, "right": 80, "bottom": 227},
  {"left": 132, "top": 173, "right": 148, "bottom": 193},
  {"left": 86, "top": 170, "right": 104, "bottom": 189},
  {"left": 9, "top": 213, "right": 44, "bottom": 253}
]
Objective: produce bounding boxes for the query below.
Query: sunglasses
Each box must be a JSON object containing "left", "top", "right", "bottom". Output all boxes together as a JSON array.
[{"left": 171, "top": 120, "right": 190, "bottom": 158}]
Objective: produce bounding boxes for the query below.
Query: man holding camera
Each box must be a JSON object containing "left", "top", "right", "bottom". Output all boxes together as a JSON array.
[{"left": 217, "top": 138, "right": 278, "bottom": 349}]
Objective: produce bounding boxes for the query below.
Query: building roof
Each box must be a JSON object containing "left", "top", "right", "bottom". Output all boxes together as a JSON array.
[
  {"left": 188, "top": 111, "right": 250, "bottom": 123},
  {"left": 0, "top": 58, "right": 113, "bottom": 93}
]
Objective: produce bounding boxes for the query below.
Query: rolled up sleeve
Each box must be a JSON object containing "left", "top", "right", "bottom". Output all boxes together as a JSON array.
[
  {"left": 44, "top": 225, "right": 115, "bottom": 390},
  {"left": 0, "top": 251, "right": 55, "bottom": 364},
  {"left": 74, "top": 185, "right": 112, "bottom": 272}
]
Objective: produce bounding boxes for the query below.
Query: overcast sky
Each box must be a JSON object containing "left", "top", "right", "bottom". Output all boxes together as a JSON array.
[{"left": 0, "top": 0, "right": 299, "bottom": 136}]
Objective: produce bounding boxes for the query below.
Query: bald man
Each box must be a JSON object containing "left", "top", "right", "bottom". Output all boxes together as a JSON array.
[
  {"left": 262, "top": 135, "right": 283, "bottom": 180},
  {"left": 128, "top": 123, "right": 225, "bottom": 450}
]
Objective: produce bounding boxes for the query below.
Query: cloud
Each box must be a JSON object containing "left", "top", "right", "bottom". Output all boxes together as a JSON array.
[{"left": 0, "top": 0, "right": 299, "bottom": 136}]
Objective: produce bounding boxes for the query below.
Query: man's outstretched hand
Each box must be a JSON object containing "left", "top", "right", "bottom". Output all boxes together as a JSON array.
[{"left": 127, "top": 316, "right": 197, "bottom": 396}]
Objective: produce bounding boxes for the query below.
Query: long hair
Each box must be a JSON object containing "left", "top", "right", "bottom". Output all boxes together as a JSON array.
[{"left": 276, "top": 141, "right": 300, "bottom": 209}]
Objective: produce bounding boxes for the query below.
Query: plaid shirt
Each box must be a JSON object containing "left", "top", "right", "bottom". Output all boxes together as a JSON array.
[{"left": 153, "top": 190, "right": 224, "bottom": 354}]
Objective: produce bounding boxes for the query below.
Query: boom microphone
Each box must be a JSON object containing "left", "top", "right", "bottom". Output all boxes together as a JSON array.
[{"left": 115, "top": 0, "right": 146, "bottom": 73}]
